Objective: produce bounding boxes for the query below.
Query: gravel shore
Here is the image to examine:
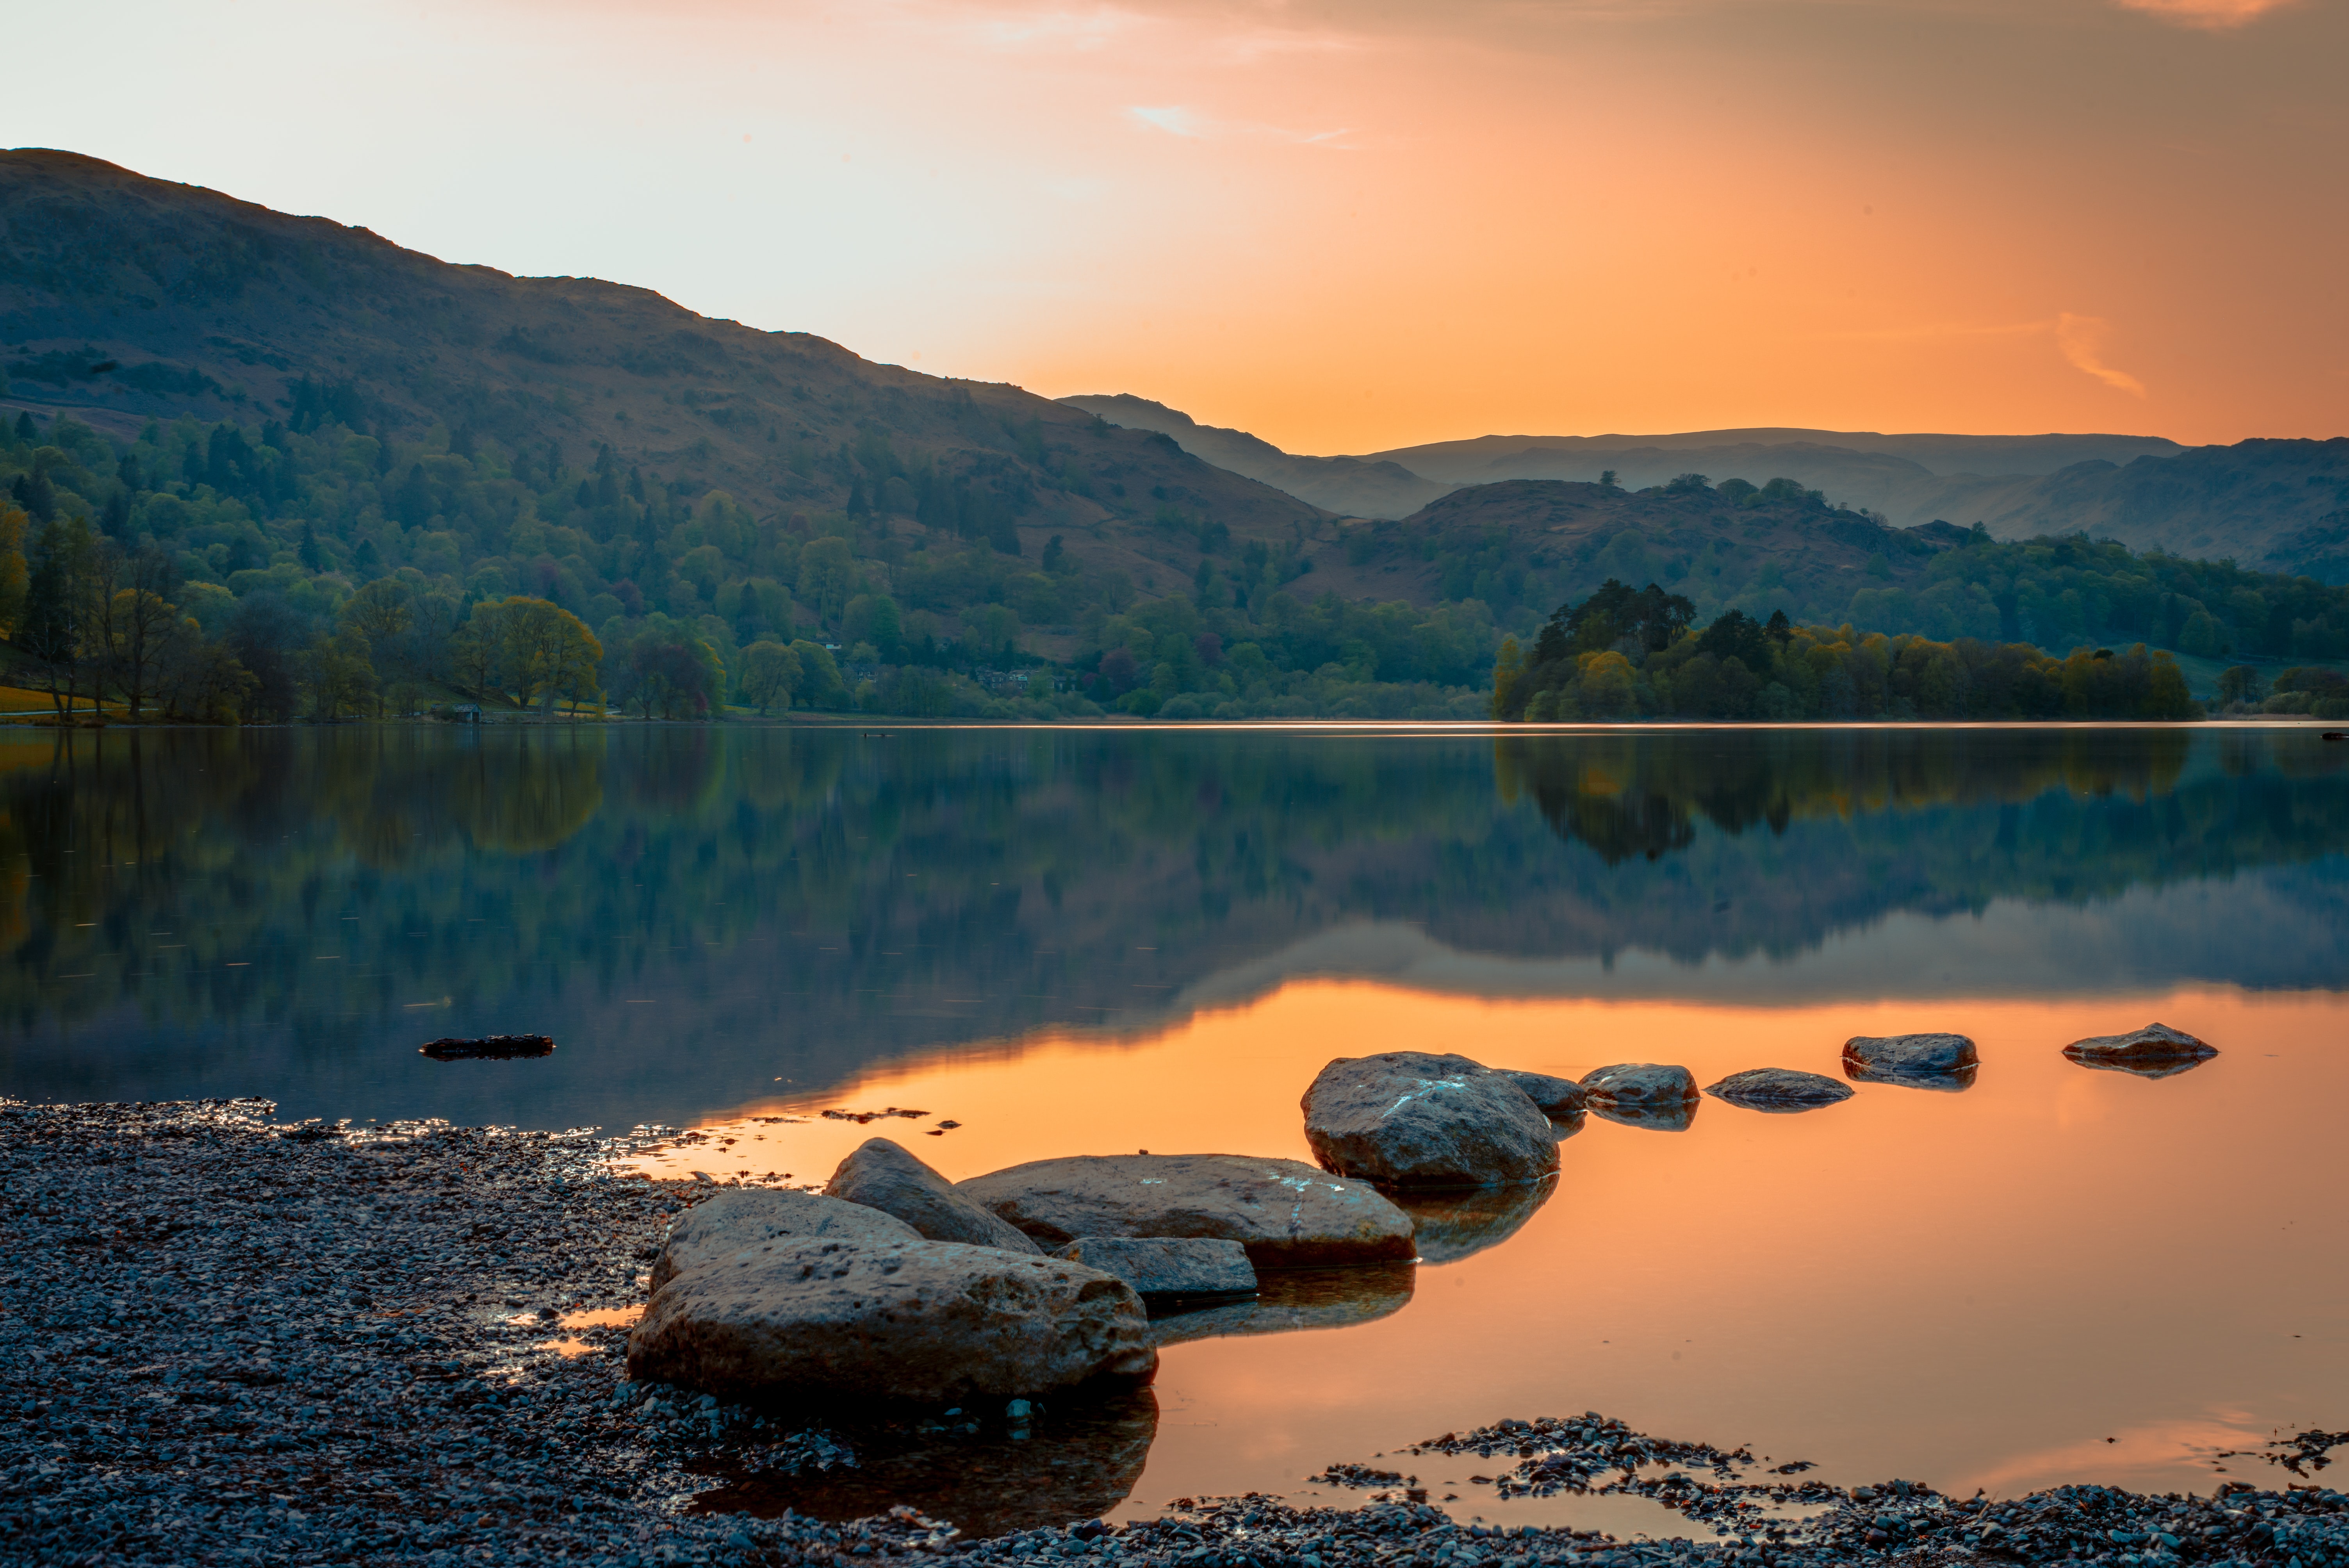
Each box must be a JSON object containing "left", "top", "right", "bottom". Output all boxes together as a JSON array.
[{"left": 5, "top": 1097, "right": 2344, "bottom": 1567}]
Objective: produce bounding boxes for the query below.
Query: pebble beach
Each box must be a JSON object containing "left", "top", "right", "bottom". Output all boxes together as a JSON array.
[{"left": 7, "top": 1096, "right": 2345, "bottom": 1568}]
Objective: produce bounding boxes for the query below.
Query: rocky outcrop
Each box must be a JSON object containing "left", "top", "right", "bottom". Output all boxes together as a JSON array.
[
  {"left": 1704, "top": 1068, "right": 1855, "bottom": 1112},
  {"left": 824, "top": 1137, "right": 1042, "bottom": 1254},
  {"left": 1581, "top": 1063, "right": 1699, "bottom": 1106},
  {"left": 1300, "top": 1051, "right": 1559, "bottom": 1189},
  {"left": 1496, "top": 1070, "right": 1587, "bottom": 1119},
  {"left": 957, "top": 1153, "right": 1416, "bottom": 1268},
  {"left": 648, "top": 1188, "right": 921, "bottom": 1293},
  {"left": 627, "top": 1237, "right": 1155, "bottom": 1402},
  {"left": 1052, "top": 1237, "right": 1257, "bottom": 1301},
  {"left": 2062, "top": 1022, "right": 2217, "bottom": 1069}
]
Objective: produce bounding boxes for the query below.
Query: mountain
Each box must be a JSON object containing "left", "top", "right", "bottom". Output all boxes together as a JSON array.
[
  {"left": 0, "top": 149, "right": 1325, "bottom": 618},
  {"left": 1057, "top": 394, "right": 1451, "bottom": 519},
  {"left": 1068, "top": 397, "right": 2349, "bottom": 582}
]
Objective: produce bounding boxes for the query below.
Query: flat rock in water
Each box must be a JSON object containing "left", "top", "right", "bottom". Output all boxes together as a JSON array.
[
  {"left": 824, "top": 1136, "right": 1041, "bottom": 1254},
  {"left": 626, "top": 1236, "right": 1155, "bottom": 1402},
  {"left": 957, "top": 1153, "right": 1416, "bottom": 1268},
  {"left": 1495, "top": 1069, "right": 1587, "bottom": 1119},
  {"left": 1146, "top": 1261, "right": 1417, "bottom": 1350},
  {"left": 1704, "top": 1068, "right": 1855, "bottom": 1111},
  {"left": 1299, "top": 1051, "right": 1559, "bottom": 1189},
  {"left": 2062, "top": 1022, "right": 2217, "bottom": 1066},
  {"left": 1052, "top": 1237, "right": 1257, "bottom": 1300},
  {"left": 1843, "top": 1033, "right": 1978, "bottom": 1076},
  {"left": 1581, "top": 1063, "right": 1699, "bottom": 1106},
  {"left": 649, "top": 1187, "right": 920, "bottom": 1293}
]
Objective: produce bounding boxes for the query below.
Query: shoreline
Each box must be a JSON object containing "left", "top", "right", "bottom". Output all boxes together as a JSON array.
[{"left": 3, "top": 1096, "right": 2341, "bottom": 1566}]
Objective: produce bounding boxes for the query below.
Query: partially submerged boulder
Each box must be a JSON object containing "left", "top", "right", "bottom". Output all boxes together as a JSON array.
[
  {"left": 649, "top": 1187, "right": 920, "bottom": 1293},
  {"left": 1300, "top": 1051, "right": 1559, "bottom": 1189},
  {"left": 1581, "top": 1063, "right": 1699, "bottom": 1107},
  {"left": 1052, "top": 1237, "right": 1257, "bottom": 1301},
  {"left": 1843, "top": 1033, "right": 1978, "bottom": 1077},
  {"left": 957, "top": 1153, "right": 1416, "bottom": 1268},
  {"left": 627, "top": 1237, "right": 1155, "bottom": 1402},
  {"left": 1495, "top": 1069, "right": 1587, "bottom": 1120},
  {"left": 2062, "top": 1023, "right": 2217, "bottom": 1069},
  {"left": 1704, "top": 1068, "right": 1855, "bottom": 1112},
  {"left": 825, "top": 1137, "right": 1042, "bottom": 1254}
]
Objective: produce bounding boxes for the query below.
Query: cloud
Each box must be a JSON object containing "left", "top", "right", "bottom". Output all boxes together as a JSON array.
[
  {"left": 1126, "top": 105, "right": 1355, "bottom": 145},
  {"left": 2108, "top": 0, "right": 2301, "bottom": 28},
  {"left": 2055, "top": 312, "right": 2148, "bottom": 397}
]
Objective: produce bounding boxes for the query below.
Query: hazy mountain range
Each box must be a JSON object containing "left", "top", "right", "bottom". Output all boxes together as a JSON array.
[{"left": 1062, "top": 395, "right": 2349, "bottom": 582}]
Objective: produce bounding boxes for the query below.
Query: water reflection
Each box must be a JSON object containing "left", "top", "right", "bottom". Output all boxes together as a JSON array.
[
  {"left": 1, "top": 724, "right": 2345, "bottom": 1132},
  {"left": 1146, "top": 1263, "right": 1419, "bottom": 1349},
  {"left": 689, "top": 1387, "right": 1159, "bottom": 1537},
  {"left": 1394, "top": 1178, "right": 1560, "bottom": 1264}
]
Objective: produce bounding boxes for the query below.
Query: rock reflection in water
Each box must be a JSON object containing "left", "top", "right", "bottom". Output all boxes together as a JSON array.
[
  {"left": 1147, "top": 1262, "right": 1418, "bottom": 1349},
  {"left": 1393, "top": 1175, "right": 1561, "bottom": 1265},
  {"left": 2065, "top": 1054, "right": 2212, "bottom": 1081},
  {"left": 1590, "top": 1099, "right": 1699, "bottom": 1131},
  {"left": 1843, "top": 1061, "right": 1980, "bottom": 1093},
  {"left": 688, "top": 1387, "right": 1157, "bottom": 1538}
]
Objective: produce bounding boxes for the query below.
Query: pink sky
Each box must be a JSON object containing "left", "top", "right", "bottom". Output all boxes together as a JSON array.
[{"left": 7, "top": 0, "right": 2344, "bottom": 452}]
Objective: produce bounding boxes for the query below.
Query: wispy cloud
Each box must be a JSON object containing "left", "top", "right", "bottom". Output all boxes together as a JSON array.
[
  {"left": 2109, "top": 0, "right": 2301, "bottom": 29},
  {"left": 2056, "top": 312, "right": 2148, "bottom": 397},
  {"left": 1127, "top": 104, "right": 1355, "bottom": 146}
]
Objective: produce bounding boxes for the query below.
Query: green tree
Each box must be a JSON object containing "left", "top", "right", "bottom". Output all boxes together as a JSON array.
[{"left": 736, "top": 640, "right": 803, "bottom": 715}]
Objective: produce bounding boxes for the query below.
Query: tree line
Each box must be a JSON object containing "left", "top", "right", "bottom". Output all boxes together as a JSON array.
[{"left": 1491, "top": 579, "right": 2199, "bottom": 721}]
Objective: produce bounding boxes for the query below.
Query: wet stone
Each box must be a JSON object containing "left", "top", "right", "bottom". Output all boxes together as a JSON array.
[
  {"left": 1704, "top": 1067, "right": 1855, "bottom": 1111},
  {"left": 1051, "top": 1236, "right": 1257, "bottom": 1301},
  {"left": 1300, "top": 1051, "right": 1560, "bottom": 1189},
  {"left": 824, "top": 1135, "right": 1043, "bottom": 1254}
]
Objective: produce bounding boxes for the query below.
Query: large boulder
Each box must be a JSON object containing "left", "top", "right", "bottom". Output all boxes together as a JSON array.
[
  {"left": 1300, "top": 1051, "right": 1559, "bottom": 1189},
  {"left": 1495, "top": 1069, "right": 1587, "bottom": 1119},
  {"left": 1704, "top": 1068, "right": 1855, "bottom": 1112},
  {"left": 1581, "top": 1063, "right": 1699, "bottom": 1107},
  {"left": 627, "top": 1237, "right": 1155, "bottom": 1402},
  {"left": 649, "top": 1187, "right": 920, "bottom": 1293},
  {"left": 2062, "top": 1023, "right": 2217, "bottom": 1069},
  {"left": 1052, "top": 1237, "right": 1257, "bottom": 1301},
  {"left": 957, "top": 1153, "right": 1416, "bottom": 1268},
  {"left": 825, "top": 1137, "right": 1042, "bottom": 1254}
]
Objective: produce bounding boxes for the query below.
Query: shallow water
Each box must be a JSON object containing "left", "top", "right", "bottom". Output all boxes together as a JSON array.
[{"left": 4, "top": 722, "right": 2345, "bottom": 1530}]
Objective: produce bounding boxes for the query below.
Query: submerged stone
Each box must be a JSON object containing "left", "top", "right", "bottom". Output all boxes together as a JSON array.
[
  {"left": 1581, "top": 1063, "right": 1700, "bottom": 1106},
  {"left": 1494, "top": 1069, "right": 1588, "bottom": 1119},
  {"left": 2062, "top": 1022, "right": 2217, "bottom": 1069},
  {"left": 1843, "top": 1033, "right": 1978, "bottom": 1077},
  {"left": 1704, "top": 1068, "right": 1855, "bottom": 1111}
]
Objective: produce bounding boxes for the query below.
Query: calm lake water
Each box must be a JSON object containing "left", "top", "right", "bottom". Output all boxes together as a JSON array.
[{"left": 5, "top": 723, "right": 2347, "bottom": 1531}]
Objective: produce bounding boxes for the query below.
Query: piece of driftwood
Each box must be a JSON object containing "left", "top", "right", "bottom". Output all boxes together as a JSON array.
[{"left": 419, "top": 1034, "right": 556, "bottom": 1061}]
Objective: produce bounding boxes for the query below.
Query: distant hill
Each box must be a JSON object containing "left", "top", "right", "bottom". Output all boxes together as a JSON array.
[
  {"left": 1069, "top": 397, "right": 2349, "bottom": 582},
  {"left": 1058, "top": 394, "right": 1451, "bottom": 519}
]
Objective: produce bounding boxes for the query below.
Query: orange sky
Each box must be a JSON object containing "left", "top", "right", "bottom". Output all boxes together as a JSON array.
[{"left": 9, "top": 0, "right": 2345, "bottom": 451}]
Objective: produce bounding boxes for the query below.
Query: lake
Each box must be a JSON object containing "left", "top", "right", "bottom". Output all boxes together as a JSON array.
[{"left": 4, "top": 722, "right": 2346, "bottom": 1531}]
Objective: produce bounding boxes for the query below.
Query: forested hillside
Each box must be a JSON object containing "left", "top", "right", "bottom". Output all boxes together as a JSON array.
[{"left": 3, "top": 150, "right": 2346, "bottom": 723}]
